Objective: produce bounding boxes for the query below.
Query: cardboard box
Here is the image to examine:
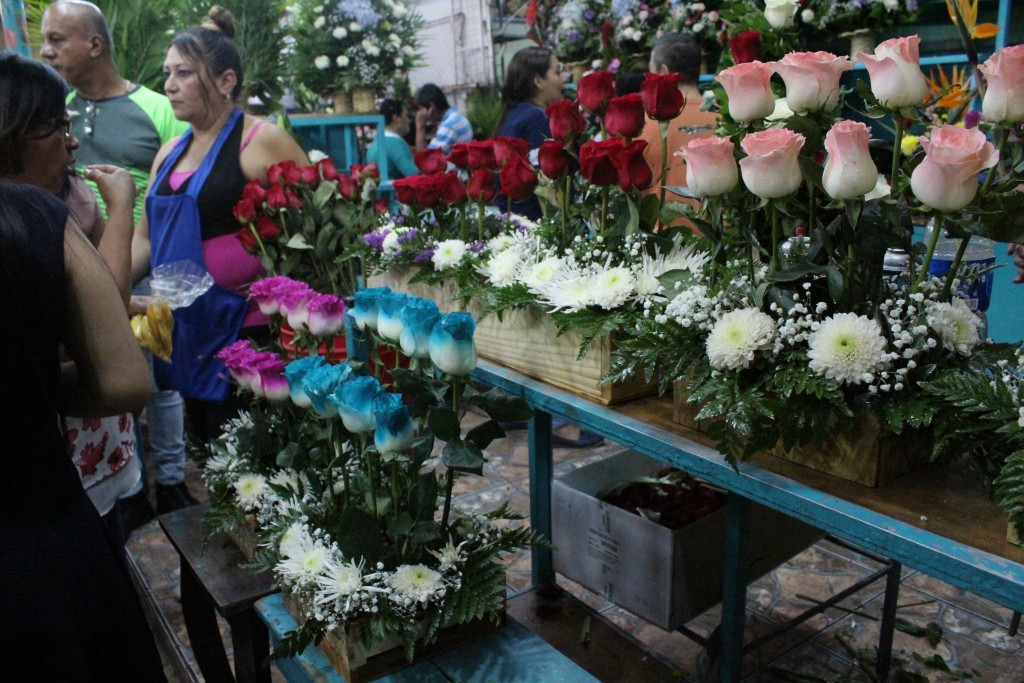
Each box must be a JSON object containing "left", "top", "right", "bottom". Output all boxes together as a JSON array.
[{"left": 552, "top": 450, "right": 823, "bottom": 630}]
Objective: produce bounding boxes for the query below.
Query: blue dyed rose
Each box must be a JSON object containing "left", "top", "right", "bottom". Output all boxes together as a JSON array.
[
  {"left": 301, "top": 362, "right": 353, "bottom": 416},
  {"left": 398, "top": 297, "right": 441, "bottom": 359},
  {"left": 376, "top": 291, "right": 409, "bottom": 342},
  {"left": 428, "top": 312, "right": 477, "bottom": 375},
  {"left": 329, "top": 374, "right": 383, "bottom": 433},
  {"left": 349, "top": 287, "right": 391, "bottom": 331},
  {"left": 284, "top": 355, "right": 327, "bottom": 408},
  {"left": 373, "top": 392, "right": 415, "bottom": 453}
]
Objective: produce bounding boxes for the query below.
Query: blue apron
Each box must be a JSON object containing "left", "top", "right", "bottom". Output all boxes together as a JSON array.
[{"left": 147, "top": 108, "right": 247, "bottom": 402}]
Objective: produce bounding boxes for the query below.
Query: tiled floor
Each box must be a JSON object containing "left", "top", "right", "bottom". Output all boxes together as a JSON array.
[{"left": 126, "top": 415, "right": 1024, "bottom": 682}]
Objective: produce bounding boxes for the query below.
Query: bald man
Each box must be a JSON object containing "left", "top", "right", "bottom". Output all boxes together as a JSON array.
[{"left": 41, "top": 1, "right": 197, "bottom": 525}]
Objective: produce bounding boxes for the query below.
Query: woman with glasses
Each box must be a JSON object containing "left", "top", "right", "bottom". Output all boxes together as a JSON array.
[
  {"left": 131, "top": 7, "right": 308, "bottom": 441},
  {"left": 0, "top": 51, "right": 166, "bottom": 679}
]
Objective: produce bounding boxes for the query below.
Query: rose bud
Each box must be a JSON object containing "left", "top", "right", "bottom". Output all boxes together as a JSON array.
[
  {"left": 729, "top": 30, "right": 762, "bottom": 65},
  {"left": 739, "top": 128, "right": 806, "bottom": 199},
  {"left": 337, "top": 173, "right": 359, "bottom": 200},
  {"left": 538, "top": 140, "right": 572, "bottom": 180},
  {"left": 264, "top": 183, "right": 290, "bottom": 209},
  {"left": 978, "top": 44, "right": 1024, "bottom": 124},
  {"left": 640, "top": 73, "right": 685, "bottom": 121},
  {"left": 428, "top": 312, "right": 478, "bottom": 375},
  {"left": 299, "top": 165, "right": 318, "bottom": 185},
  {"left": 258, "top": 358, "right": 290, "bottom": 402},
  {"left": 414, "top": 147, "right": 447, "bottom": 175},
  {"left": 682, "top": 137, "right": 738, "bottom": 197},
  {"left": 493, "top": 136, "right": 529, "bottom": 167},
  {"left": 241, "top": 179, "right": 266, "bottom": 203},
  {"left": 763, "top": 0, "right": 798, "bottom": 29},
  {"left": 315, "top": 157, "right": 339, "bottom": 181},
  {"left": 399, "top": 297, "right": 442, "bottom": 359},
  {"left": 393, "top": 176, "right": 418, "bottom": 205},
  {"left": 613, "top": 139, "right": 652, "bottom": 192},
  {"left": 266, "top": 160, "right": 295, "bottom": 185},
  {"left": 547, "top": 99, "right": 586, "bottom": 141},
  {"left": 414, "top": 174, "right": 445, "bottom": 208},
  {"left": 449, "top": 140, "right": 495, "bottom": 170},
  {"left": 254, "top": 215, "right": 281, "bottom": 241},
  {"left": 498, "top": 155, "right": 539, "bottom": 202},
  {"left": 439, "top": 170, "right": 468, "bottom": 206},
  {"left": 858, "top": 36, "right": 929, "bottom": 109},
  {"left": 467, "top": 168, "right": 497, "bottom": 202},
  {"left": 577, "top": 70, "right": 616, "bottom": 114},
  {"left": 376, "top": 291, "right": 409, "bottom": 342},
  {"left": 774, "top": 51, "right": 853, "bottom": 113},
  {"left": 304, "top": 362, "right": 353, "bottom": 417},
  {"left": 233, "top": 196, "right": 256, "bottom": 223},
  {"left": 330, "top": 375, "right": 382, "bottom": 432},
  {"left": 604, "top": 93, "right": 646, "bottom": 138},
  {"left": 236, "top": 226, "right": 257, "bottom": 252},
  {"left": 910, "top": 125, "right": 999, "bottom": 212},
  {"left": 716, "top": 61, "right": 776, "bottom": 123},
  {"left": 822, "top": 120, "right": 879, "bottom": 200},
  {"left": 373, "top": 392, "right": 415, "bottom": 453},
  {"left": 579, "top": 138, "right": 626, "bottom": 186},
  {"left": 284, "top": 355, "right": 325, "bottom": 408}
]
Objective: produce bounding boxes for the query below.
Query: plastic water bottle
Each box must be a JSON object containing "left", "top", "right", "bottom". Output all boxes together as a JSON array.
[
  {"left": 922, "top": 219, "right": 994, "bottom": 336},
  {"left": 882, "top": 248, "right": 911, "bottom": 290},
  {"left": 779, "top": 226, "right": 810, "bottom": 268}
]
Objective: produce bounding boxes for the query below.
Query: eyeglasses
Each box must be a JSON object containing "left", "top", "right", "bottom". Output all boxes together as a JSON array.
[{"left": 26, "top": 117, "right": 73, "bottom": 141}]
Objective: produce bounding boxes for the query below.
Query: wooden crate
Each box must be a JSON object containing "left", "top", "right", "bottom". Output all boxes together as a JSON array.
[
  {"left": 226, "top": 514, "right": 259, "bottom": 561},
  {"left": 1010, "top": 521, "right": 1021, "bottom": 547},
  {"left": 284, "top": 591, "right": 504, "bottom": 683},
  {"left": 671, "top": 382, "right": 928, "bottom": 487},
  {"left": 367, "top": 268, "right": 656, "bottom": 405}
]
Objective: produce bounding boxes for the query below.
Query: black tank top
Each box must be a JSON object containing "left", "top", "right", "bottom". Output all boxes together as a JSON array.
[{"left": 155, "top": 113, "right": 247, "bottom": 241}]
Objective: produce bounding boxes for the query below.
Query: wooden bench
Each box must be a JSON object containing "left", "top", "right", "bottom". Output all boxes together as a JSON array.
[
  {"left": 256, "top": 592, "right": 603, "bottom": 683},
  {"left": 159, "top": 504, "right": 278, "bottom": 683}
]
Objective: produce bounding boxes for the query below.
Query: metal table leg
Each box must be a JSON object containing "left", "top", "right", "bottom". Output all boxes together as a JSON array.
[
  {"left": 876, "top": 560, "right": 902, "bottom": 680},
  {"left": 719, "top": 495, "right": 751, "bottom": 682},
  {"left": 529, "top": 410, "right": 554, "bottom": 586}
]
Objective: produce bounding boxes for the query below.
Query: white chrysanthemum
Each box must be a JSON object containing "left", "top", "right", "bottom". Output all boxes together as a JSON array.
[
  {"left": 705, "top": 308, "right": 776, "bottom": 370},
  {"left": 387, "top": 564, "right": 444, "bottom": 603},
  {"left": 332, "top": 26, "right": 347, "bottom": 39},
  {"left": 653, "top": 240, "right": 711, "bottom": 276},
  {"left": 276, "top": 544, "right": 332, "bottom": 584},
  {"left": 335, "top": 55, "right": 349, "bottom": 68},
  {"left": 205, "top": 453, "right": 236, "bottom": 473},
  {"left": 520, "top": 256, "right": 563, "bottom": 292},
  {"left": 278, "top": 522, "right": 313, "bottom": 559},
  {"left": 269, "top": 469, "right": 301, "bottom": 494},
  {"left": 807, "top": 312, "right": 889, "bottom": 384},
  {"left": 481, "top": 248, "right": 524, "bottom": 287},
  {"left": 532, "top": 267, "right": 594, "bottom": 312},
  {"left": 428, "top": 539, "right": 467, "bottom": 573},
  {"left": 590, "top": 266, "right": 635, "bottom": 309},
  {"left": 927, "top": 299, "right": 981, "bottom": 355},
  {"left": 314, "top": 55, "right": 330, "bottom": 70},
  {"left": 315, "top": 560, "right": 363, "bottom": 604},
  {"left": 380, "top": 230, "right": 401, "bottom": 254},
  {"left": 431, "top": 239, "right": 468, "bottom": 271},
  {"left": 487, "top": 234, "right": 515, "bottom": 253},
  {"left": 234, "top": 473, "right": 267, "bottom": 509},
  {"left": 307, "top": 149, "right": 328, "bottom": 164},
  {"left": 313, "top": 15, "right": 326, "bottom": 28}
]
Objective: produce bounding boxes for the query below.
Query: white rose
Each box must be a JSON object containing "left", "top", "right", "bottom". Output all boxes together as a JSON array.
[
  {"left": 336, "top": 55, "right": 349, "bottom": 67},
  {"left": 313, "top": 15, "right": 326, "bottom": 29},
  {"left": 332, "top": 26, "right": 347, "bottom": 39},
  {"left": 763, "top": 0, "right": 798, "bottom": 29},
  {"left": 314, "top": 55, "right": 330, "bottom": 70}
]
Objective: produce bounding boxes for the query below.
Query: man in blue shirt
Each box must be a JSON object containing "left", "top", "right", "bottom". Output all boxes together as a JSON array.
[{"left": 414, "top": 83, "right": 473, "bottom": 154}]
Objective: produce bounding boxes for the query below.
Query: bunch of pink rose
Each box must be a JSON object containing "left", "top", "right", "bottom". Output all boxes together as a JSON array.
[{"left": 680, "top": 36, "right": 1022, "bottom": 291}]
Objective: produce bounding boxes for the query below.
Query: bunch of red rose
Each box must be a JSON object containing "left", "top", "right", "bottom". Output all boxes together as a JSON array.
[
  {"left": 392, "top": 137, "right": 540, "bottom": 212},
  {"left": 541, "top": 70, "right": 688, "bottom": 194}
]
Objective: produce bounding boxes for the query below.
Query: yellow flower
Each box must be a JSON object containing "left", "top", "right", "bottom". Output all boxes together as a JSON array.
[
  {"left": 945, "top": 0, "right": 999, "bottom": 40},
  {"left": 925, "top": 65, "right": 973, "bottom": 111},
  {"left": 901, "top": 135, "right": 919, "bottom": 156}
]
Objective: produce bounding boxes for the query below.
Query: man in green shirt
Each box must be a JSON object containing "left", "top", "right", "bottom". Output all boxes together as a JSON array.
[{"left": 41, "top": 0, "right": 195, "bottom": 526}]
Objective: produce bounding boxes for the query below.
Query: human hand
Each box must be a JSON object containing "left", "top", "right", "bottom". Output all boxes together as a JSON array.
[
  {"left": 1008, "top": 243, "right": 1024, "bottom": 284},
  {"left": 128, "top": 295, "right": 151, "bottom": 316},
  {"left": 84, "top": 164, "right": 137, "bottom": 214},
  {"left": 64, "top": 173, "right": 102, "bottom": 239},
  {"left": 415, "top": 105, "right": 432, "bottom": 130}
]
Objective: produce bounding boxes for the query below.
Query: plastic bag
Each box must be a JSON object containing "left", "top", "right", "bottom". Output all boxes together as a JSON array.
[{"left": 132, "top": 260, "right": 214, "bottom": 361}]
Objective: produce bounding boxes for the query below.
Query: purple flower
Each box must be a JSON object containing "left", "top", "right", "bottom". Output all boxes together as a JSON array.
[
  {"left": 470, "top": 241, "right": 486, "bottom": 253},
  {"left": 254, "top": 356, "right": 289, "bottom": 401},
  {"left": 306, "top": 294, "right": 346, "bottom": 337},
  {"left": 414, "top": 250, "right": 434, "bottom": 263},
  {"left": 278, "top": 285, "right": 316, "bottom": 330},
  {"left": 363, "top": 229, "right": 390, "bottom": 252},
  {"left": 397, "top": 228, "right": 419, "bottom": 243}
]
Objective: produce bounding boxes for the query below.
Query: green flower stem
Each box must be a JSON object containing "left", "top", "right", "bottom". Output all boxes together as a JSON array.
[
  {"left": 439, "top": 377, "right": 462, "bottom": 534},
  {"left": 981, "top": 127, "right": 1009, "bottom": 194},
  {"left": 707, "top": 196, "right": 721, "bottom": 287},
  {"left": 769, "top": 201, "right": 781, "bottom": 272},
  {"left": 460, "top": 205, "right": 467, "bottom": 242},
  {"left": 659, "top": 120, "right": 670, "bottom": 215},
  {"left": 330, "top": 418, "right": 350, "bottom": 509},
  {"left": 807, "top": 182, "right": 816, "bottom": 233},
  {"left": 358, "top": 432, "right": 379, "bottom": 518},
  {"left": 941, "top": 235, "right": 972, "bottom": 302},
  {"left": 562, "top": 174, "right": 571, "bottom": 247},
  {"left": 890, "top": 114, "right": 905, "bottom": 196},
  {"left": 600, "top": 186, "right": 609, "bottom": 239},
  {"left": 914, "top": 213, "right": 943, "bottom": 293},
  {"left": 476, "top": 200, "right": 485, "bottom": 242},
  {"left": 248, "top": 224, "right": 271, "bottom": 262}
]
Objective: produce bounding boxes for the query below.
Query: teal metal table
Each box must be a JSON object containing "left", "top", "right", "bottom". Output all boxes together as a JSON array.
[{"left": 472, "top": 360, "right": 1024, "bottom": 682}]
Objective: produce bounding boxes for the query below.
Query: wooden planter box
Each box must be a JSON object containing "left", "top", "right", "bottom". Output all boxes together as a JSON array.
[
  {"left": 226, "top": 514, "right": 259, "bottom": 560},
  {"left": 367, "top": 268, "right": 656, "bottom": 405},
  {"left": 672, "top": 381, "right": 929, "bottom": 487},
  {"left": 1010, "top": 521, "right": 1021, "bottom": 547},
  {"left": 284, "top": 590, "right": 504, "bottom": 682}
]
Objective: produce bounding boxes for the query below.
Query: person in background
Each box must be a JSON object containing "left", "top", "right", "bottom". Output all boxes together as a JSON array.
[
  {"left": 616, "top": 69, "right": 646, "bottom": 96},
  {"left": 640, "top": 32, "right": 718, "bottom": 223},
  {"left": 367, "top": 98, "right": 418, "bottom": 179},
  {"left": 0, "top": 53, "right": 164, "bottom": 678},
  {"left": 493, "top": 45, "right": 565, "bottom": 220},
  {"left": 132, "top": 6, "right": 308, "bottom": 442},
  {"left": 40, "top": 0, "right": 194, "bottom": 523},
  {"left": 0, "top": 50, "right": 144, "bottom": 547},
  {"left": 414, "top": 82, "right": 472, "bottom": 154}
]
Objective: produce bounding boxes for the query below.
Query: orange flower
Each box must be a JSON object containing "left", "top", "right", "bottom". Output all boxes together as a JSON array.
[
  {"left": 926, "top": 64, "right": 973, "bottom": 110},
  {"left": 945, "top": 0, "right": 999, "bottom": 40}
]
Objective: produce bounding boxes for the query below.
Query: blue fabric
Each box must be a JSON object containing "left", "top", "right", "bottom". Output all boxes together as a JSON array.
[
  {"left": 495, "top": 102, "right": 550, "bottom": 220},
  {"left": 367, "top": 131, "right": 419, "bottom": 179},
  {"left": 427, "top": 107, "right": 473, "bottom": 154},
  {"left": 147, "top": 108, "right": 248, "bottom": 402}
]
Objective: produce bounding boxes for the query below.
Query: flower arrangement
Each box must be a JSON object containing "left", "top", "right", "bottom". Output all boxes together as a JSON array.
[
  {"left": 549, "top": 0, "right": 614, "bottom": 67},
  {"left": 605, "top": 36, "right": 1024, "bottom": 505},
  {"left": 287, "top": 0, "right": 423, "bottom": 97},
  {"left": 201, "top": 277, "right": 537, "bottom": 660},
  {"left": 233, "top": 157, "right": 383, "bottom": 297},
  {"left": 663, "top": 1, "right": 728, "bottom": 62},
  {"left": 804, "top": 0, "right": 920, "bottom": 35}
]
